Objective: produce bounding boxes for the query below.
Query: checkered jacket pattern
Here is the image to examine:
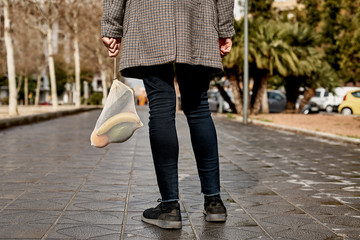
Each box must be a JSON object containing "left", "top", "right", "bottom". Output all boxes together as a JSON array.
[{"left": 101, "top": 0, "right": 235, "bottom": 75}]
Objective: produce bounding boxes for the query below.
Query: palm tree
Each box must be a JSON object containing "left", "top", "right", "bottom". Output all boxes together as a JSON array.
[
  {"left": 223, "top": 18, "right": 339, "bottom": 115},
  {"left": 222, "top": 20, "right": 244, "bottom": 114},
  {"left": 248, "top": 18, "right": 298, "bottom": 114},
  {"left": 223, "top": 18, "right": 299, "bottom": 114},
  {"left": 282, "top": 22, "right": 322, "bottom": 110},
  {"left": 283, "top": 22, "right": 339, "bottom": 110}
]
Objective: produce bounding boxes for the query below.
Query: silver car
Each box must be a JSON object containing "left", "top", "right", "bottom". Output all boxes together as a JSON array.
[{"left": 267, "top": 90, "right": 287, "bottom": 113}]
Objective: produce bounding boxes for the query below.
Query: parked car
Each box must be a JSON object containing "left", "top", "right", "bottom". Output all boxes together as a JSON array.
[
  {"left": 207, "top": 89, "right": 234, "bottom": 113},
  {"left": 267, "top": 90, "right": 287, "bottom": 113},
  {"left": 338, "top": 90, "right": 360, "bottom": 115},
  {"left": 310, "top": 87, "right": 360, "bottom": 112},
  {"left": 301, "top": 102, "right": 320, "bottom": 114}
]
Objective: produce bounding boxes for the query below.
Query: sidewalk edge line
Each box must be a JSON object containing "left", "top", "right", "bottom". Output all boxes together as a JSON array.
[
  {"left": 0, "top": 107, "right": 100, "bottom": 130},
  {"left": 120, "top": 137, "right": 138, "bottom": 240},
  {"left": 213, "top": 113, "right": 360, "bottom": 145}
]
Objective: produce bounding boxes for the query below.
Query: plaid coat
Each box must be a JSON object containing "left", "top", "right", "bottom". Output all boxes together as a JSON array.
[{"left": 101, "top": 0, "right": 235, "bottom": 76}]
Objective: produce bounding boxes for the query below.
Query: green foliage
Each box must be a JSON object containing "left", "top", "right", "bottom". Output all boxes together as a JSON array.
[
  {"left": 301, "top": 0, "right": 321, "bottom": 28},
  {"left": 306, "top": 61, "right": 339, "bottom": 91},
  {"left": 80, "top": 69, "right": 95, "bottom": 96},
  {"left": 16, "top": 76, "right": 38, "bottom": 103},
  {"left": 249, "top": 0, "right": 274, "bottom": 19},
  {"left": 0, "top": 75, "right": 8, "bottom": 86},
  {"left": 223, "top": 19, "right": 244, "bottom": 71},
  {"left": 320, "top": 0, "right": 342, "bottom": 73},
  {"left": 88, "top": 92, "right": 103, "bottom": 105},
  {"left": 54, "top": 61, "right": 72, "bottom": 97},
  {"left": 0, "top": 97, "right": 9, "bottom": 105},
  {"left": 336, "top": 1, "right": 360, "bottom": 84},
  {"left": 223, "top": 15, "right": 340, "bottom": 109},
  {"left": 322, "top": 0, "right": 342, "bottom": 45},
  {"left": 227, "top": 113, "right": 235, "bottom": 119},
  {"left": 227, "top": 0, "right": 359, "bottom": 109},
  {"left": 248, "top": 19, "right": 298, "bottom": 77},
  {"left": 268, "top": 75, "right": 285, "bottom": 90}
]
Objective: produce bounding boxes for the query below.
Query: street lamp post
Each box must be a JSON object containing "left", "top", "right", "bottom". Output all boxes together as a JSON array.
[{"left": 243, "top": 0, "right": 249, "bottom": 125}]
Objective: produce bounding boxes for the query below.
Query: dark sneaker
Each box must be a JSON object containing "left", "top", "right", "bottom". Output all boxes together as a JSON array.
[
  {"left": 204, "top": 194, "right": 227, "bottom": 222},
  {"left": 141, "top": 201, "right": 182, "bottom": 229}
]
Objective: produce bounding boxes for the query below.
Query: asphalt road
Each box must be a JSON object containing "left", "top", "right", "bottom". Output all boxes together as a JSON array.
[{"left": 0, "top": 107, "right": 359, "bottom": 239}]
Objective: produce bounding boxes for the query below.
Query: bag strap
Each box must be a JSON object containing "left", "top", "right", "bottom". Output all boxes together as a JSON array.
[{"left": 113, "top": 58, "right": 117, "bottom": 81}]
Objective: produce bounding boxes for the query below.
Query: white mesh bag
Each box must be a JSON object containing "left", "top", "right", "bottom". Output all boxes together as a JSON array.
[{"left": 90, "top": 60, "right": 143, "bottom": 148}]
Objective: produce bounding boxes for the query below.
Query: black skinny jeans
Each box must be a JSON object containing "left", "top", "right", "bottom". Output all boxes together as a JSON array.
[{"left": 142, "top": 64, "right": 220, "bottom": 202}]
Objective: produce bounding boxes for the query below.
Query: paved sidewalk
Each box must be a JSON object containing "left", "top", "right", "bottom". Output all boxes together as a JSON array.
[
  {"left": 0, "top": 106, "right": 99, "bottom": 129},
  {"left": 0, "top": 107, "right": 359, "bottom": 239}
]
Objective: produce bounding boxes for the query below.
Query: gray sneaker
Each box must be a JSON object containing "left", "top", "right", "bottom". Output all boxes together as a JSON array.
[
  {"left": 142, "top": 201, "right": 182, "bottom": 229},
  {"left": 204, "top": 195, "right": 227, "bottom": 222}
]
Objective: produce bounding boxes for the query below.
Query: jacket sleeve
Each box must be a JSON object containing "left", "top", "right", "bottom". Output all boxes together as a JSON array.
[
  {"left": 101, "top": 0, "right": 126, "bottom": 38},
  {"left": 216, "top": 0, "right": 235, "bottom": 38}
]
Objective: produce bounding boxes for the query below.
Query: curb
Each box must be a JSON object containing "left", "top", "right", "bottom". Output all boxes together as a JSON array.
[
  {"left": 0, "top": 107, "right": 100, "bottom": 130},
  {"left": 214, "top": 113, "right": 360, "bottom": 145}
]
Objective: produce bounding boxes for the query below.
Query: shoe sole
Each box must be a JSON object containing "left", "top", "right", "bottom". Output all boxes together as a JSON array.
[
  {"left": 203, "top": 211, "right": 227, "bottom": 222},
  {"left": 141, "top": 215, "right": 182, "bottom": 229}
]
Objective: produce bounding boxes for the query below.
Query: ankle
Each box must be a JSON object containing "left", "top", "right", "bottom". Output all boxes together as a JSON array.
[{"left": 204, "top": 194, "right": 220, "bottom": 199}]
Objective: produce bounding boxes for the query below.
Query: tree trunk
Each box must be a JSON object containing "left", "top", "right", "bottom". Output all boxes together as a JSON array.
[
  {"left": 24, "top": 76, "right": 28, "bottom": 106},
  {"left": 35, "top": 74, "right": 41, "bottom": 106},
  {"left": 298, "top": 87, "right": 315, "bottom": 113},
  {"left": 252, "top": 75, "right": 267, "bottom": 115},
  {"left": 97, "top": 51, "right": 108, "bottom": 104},
  {"left": 3, "top": 0, "right": 18, "bottom": 116},
  {"left": 73, "top": 22, "right": 81, "bottom": 108},
  {"left": 261, "top": 82, "right": 269, "bottom": 114},
  {"left": 215, "top": 85, "right": 237, "bottom": 113},
  {"left": 16, "top": 77, "right": 23, "bottom": 94},
  {"left": 285, "top": 76, "right": 302, "bottom": 111},
  {"left": 228, "top": 70, "right": 243, "bottom": 114},
  {"left": 47, "top": 26, "right": 58, "bottom": 110}
]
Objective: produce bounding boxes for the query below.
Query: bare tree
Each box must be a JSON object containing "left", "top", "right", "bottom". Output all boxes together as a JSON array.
[
  {"left": 11, "top": 2, "right": 45, "bottom": 106},
  {"left": 62, "top": 0, "right": 82, "bottom": 107},
  {"left": 22, "top": 0, "right": 61, "bottom": 110},
  {"left": 1, "top": 0, "right": 18, "bottom": 115},
  {"left": 80, "top": 0, "right": 112, "bottom": 104}
]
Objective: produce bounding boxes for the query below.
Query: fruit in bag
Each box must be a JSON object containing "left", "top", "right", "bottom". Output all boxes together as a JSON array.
[
  {"left": 90, "top": 79, "right": 143, "bottom": 148},
  {"left": 91, "top": 112, "right": 143, "bottom": 148}
]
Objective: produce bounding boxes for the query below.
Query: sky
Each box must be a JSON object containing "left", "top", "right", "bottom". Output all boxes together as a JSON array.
[{"left": 234, "top": 0, "right": 243, "bottom": 20}]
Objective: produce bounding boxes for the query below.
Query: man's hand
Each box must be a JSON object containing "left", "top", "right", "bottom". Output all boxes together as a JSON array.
[
  {"left": 219, "top": 38, "right": 232, "bottom": 58},
  {"left": 102, "top": 37, "right": 121, "bottom": 57}
]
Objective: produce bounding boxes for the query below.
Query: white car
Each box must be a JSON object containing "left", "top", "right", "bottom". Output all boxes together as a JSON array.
[{"left": 310, "top": 87, "right": 360, "bottom": 112}]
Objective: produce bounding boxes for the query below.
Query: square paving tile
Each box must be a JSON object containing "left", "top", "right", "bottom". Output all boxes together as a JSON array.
[
  {"left": 58, "top": 211, "right": 123, "bottom": 225},
  {"left": 67, "top": 198, "right": 125, "bottom": 212},
  {"left": 0, "top": 223, "right": 52, "bottom": 239},
  {"left": 124, "top": 224, "right": 195, "bottom": 240},
  {"left": 74, "top": 191, "right": 126, "bottom": 202},
  {"left": 80, "top": 183, "right": 129, "bottom": 193},
  {"left": 270, "top": 228, "right": 342, "bottom": 240},
  {"left": 6, "top": 192, "right": 74, "bottom": 211},
  {"left": 46, "top": 224, "right": 121, "bottom": 239},
  {"left": 195, "top": 226, "right": 268, "bottom": 240},
  {"left": 27, "top": 183, "right": 80, "bottom": 193},
  {"left": 0, "top": 210, "right": 60, "bottom": 224}
]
